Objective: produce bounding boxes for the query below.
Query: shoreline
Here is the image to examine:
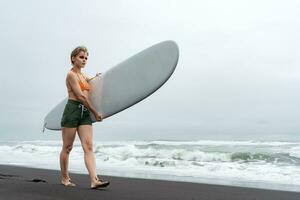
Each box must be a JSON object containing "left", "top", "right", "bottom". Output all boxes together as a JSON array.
[
  {"left": 2, "top": 162, "right": 300, "bottom": 193},
  {"left": 1, "top": 139, "right": 300, "bottom": 194},
  {"left": 1, "top": 164, "right": 300, "bottom": 200}
]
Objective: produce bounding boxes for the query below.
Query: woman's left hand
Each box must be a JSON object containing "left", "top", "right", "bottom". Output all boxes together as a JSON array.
[{"left": 96, "top": 72, "right": 102, "bottom": 77}]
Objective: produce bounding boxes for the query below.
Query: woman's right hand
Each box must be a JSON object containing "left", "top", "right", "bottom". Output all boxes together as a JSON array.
[{"left": 94, "top": 112, "right": 103, "bottom": 122}]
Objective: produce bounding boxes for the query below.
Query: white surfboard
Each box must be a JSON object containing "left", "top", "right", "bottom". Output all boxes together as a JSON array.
[{"left": 43, "top": 40, "right": 179, "bottom": 131}]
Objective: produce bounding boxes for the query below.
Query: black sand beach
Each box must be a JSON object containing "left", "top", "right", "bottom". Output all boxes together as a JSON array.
[{"left": 0, "top": 164, "right": 300, "bottom": 200}]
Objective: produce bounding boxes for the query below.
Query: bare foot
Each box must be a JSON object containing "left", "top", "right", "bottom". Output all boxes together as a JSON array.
[
  {"left": 91, "top": 177, "right": 110, "bottom": 189},
  {"left": 61, "top": 177, "right": 76, "bottom": 187}
]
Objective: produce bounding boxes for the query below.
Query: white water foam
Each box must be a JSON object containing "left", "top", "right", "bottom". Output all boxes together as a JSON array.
[{"left": 0, "top": 140, "right": 299, "bottom": 191}]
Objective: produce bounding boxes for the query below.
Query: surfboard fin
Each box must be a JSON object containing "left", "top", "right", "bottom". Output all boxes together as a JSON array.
[{"left": 42, "top": 122, "right": 47, "bottom": 133}]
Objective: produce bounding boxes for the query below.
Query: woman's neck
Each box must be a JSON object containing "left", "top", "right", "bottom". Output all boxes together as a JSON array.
[{"left": 71, "top": 66, "right": 81, "bottom": 74}]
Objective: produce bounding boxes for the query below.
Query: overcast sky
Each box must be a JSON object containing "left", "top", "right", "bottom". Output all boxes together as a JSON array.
[{"left": 1, "top": 0, "right": 300, "bottom": 141}]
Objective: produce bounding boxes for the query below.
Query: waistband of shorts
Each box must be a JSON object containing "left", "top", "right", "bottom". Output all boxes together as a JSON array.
[{"left": 67, "top": 99, "right": 83, "bottom": 105}]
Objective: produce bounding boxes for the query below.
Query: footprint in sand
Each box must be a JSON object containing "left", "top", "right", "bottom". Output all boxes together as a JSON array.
[{"left": 0, "top": 173, "right": 20, "bottom": 179}]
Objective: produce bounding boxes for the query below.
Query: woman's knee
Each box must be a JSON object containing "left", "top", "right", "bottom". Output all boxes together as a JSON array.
[
  {"left": 82, "top": 142, "right": 93, "bottom": 153},
  {"left": 62, "top": 144, "right": 73, "bottom": 153}
]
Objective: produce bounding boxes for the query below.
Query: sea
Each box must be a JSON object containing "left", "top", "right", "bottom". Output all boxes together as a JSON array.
[{"left": 0, "top": 139, "right": 300, "bottom": 192}]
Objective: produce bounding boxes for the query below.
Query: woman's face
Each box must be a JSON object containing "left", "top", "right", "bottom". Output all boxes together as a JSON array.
[{"left": 72, "top": 51, "right": 88, "bottom": 68}]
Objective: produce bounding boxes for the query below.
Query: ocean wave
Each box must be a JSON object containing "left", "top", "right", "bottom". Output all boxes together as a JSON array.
[{"left": 0, "top": 139, "right": 300, "bottom": 187}]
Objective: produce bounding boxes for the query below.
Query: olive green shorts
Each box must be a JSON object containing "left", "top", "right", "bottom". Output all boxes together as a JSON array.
[{"left": 61, "top": 99, "right": 92, "bottom": 128}]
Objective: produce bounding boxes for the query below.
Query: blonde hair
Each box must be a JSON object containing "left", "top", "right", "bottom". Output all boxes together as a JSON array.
[{"left": 70, "top": 46, "right": 89, "bottom": 64}]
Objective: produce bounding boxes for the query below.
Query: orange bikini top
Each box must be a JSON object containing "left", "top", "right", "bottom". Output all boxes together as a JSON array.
[{"left": 71, "top": 68, "right": 91, "bottom": 91}]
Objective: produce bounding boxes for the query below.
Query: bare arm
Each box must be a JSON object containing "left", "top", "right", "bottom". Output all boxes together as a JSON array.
[{"left": 67, "top": 73, "right": 98, "bottom": 116}]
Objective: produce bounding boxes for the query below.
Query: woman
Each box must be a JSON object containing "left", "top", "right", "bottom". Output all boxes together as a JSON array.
[{"left": 60, "top": 46, "right": 110, "bottom": 189}]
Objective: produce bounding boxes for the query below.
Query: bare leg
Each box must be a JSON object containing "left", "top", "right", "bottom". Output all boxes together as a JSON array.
[
  {"left": 60, "top": 127, "right": 77, "bottom": 186},
  {"left": 77, "top": 125, "right": 109, "bottom": 188}
]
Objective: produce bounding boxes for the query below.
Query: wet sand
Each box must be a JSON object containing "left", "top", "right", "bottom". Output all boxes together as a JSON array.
[{"left": 0, "top": 164, "right": 300, "bottom": 200}]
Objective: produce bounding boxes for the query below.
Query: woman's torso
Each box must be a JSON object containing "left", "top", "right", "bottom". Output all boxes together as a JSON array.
[{"left": 66, "top": 70, "right": 90, "bottom": 101}]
